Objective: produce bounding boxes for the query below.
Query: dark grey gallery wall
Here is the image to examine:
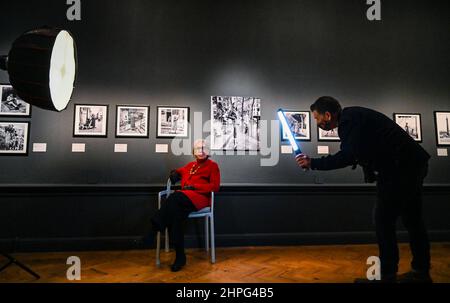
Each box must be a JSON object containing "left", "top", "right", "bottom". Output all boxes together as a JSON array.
[
  {"left": 0, "top": 0, "right": 449, "bottom": 185},
  {"left": 0, "top": 0, "right": 449, "bottom": 252}
]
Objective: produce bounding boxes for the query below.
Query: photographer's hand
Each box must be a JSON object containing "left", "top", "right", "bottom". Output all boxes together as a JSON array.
[{"left": 295, "top": 153, "right": 311, "bottom": 170}]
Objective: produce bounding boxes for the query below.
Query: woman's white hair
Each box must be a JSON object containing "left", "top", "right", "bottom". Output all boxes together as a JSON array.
[{"left": 192, "top": 139, "right": 210, "bottom": 156}]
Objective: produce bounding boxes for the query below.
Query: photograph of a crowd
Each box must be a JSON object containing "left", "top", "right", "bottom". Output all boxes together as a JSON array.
[{"left": 0, "top": 122, "right": 29, "bottom": 155}]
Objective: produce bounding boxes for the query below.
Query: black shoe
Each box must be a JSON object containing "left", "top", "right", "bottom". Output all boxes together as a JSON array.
[
  {"left": 397, "top": 271, "right": 433, "bottom": 283},
  {"left": 354, "top": 274, "right": 397, "bottom": 283},
  {"left": 171, "top": 255, "right": 186, "bottom": 272}
]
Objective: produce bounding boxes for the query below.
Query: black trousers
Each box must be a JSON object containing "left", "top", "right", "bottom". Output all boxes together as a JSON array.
[
  {"left": 152, "top": 191, "right": 197, "bottom": 254},
  {"left": 375, "top": 160, "right": 430, "bottom": 276}
]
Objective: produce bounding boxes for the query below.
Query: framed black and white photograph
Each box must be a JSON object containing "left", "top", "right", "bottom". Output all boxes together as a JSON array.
[
  {"left": 0, "top": 84, "right": 31, "bottom": 117},
  {"left": 281, "top": 111, "right": 311, "bottom": 141},
  {"left": 0, "top": 122, "right": 29, "bottom": 155},
  {"left": 393, "top": 113, "right": 422, "bottom": 142},
  {"left": 434, "top": 111, "right": 450, "bottom": 146},
  {"left": 211, "top": 96, "right": 261, "bottom": 151},
  {"left": 116, "top": 105, "right": 150, "bottom": 138},
  {"left": 156, "top": 106, "right": 189, "bottom": 138},
  {"left": 318, "top": 127, "right": 340, "bottom": 141},
  {"left": 73, "top": 104, "right": 108, "bottom": 137}
]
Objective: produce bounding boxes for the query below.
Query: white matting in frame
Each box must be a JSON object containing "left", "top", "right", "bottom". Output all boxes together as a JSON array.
[
  {"left": 211, "top": 96, "right": 261, "bottom": 151},
  {"left": 435, "top": 111, "right": 450, "bottom": 146},
  {"left": 318, "top": 127, "right": 340, "bottom": 141},
  {"left": 394, "top": 113, "right": 422, "bottom": 142},
  {"left": 157, "top": 106, "right": 189, "bottom": 138},
  {"left": 0, "top": 84, "right": 31, "bottom": 117},
  {"left": 116, "top": 105, "right": 150, "bottom": 138},
  {"left": 73, "top": 104, "right": 108, "bottom": 137},
  {"left": 281, "top": 111, "right": 311, "bottom": 141},
  {"left": 0, "top": 121, "right": 29, "bottom": 155}
]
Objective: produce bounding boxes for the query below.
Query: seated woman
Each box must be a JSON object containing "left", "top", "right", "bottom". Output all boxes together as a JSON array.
[{"left": 151, "top": 139, "right": 221, "bottom": 272}]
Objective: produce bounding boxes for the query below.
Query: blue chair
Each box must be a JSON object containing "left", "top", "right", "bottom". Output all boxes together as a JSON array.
[{"left": 156, "top": 179, "right": 216, "bottom": 266}]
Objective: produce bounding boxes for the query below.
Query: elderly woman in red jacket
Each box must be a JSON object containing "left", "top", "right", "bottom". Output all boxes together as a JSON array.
[{"left": 151, "top": 139, "right": 221, "bottom": 272}]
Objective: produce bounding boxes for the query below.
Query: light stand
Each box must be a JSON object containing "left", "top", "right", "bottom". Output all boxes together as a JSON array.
[
  {"left": 0, "top": 252, "right": 40, "bottom": 280},
  {"left": 0, "top": 239, "right": 40, "bottom": 280},
  {"left": 0, "top": 27, "right": 77, "bottom": 280}
]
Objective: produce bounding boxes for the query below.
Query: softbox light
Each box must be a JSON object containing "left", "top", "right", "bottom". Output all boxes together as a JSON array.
[{"left": 0, "top": 27, "right": 77, "bottom": 112}]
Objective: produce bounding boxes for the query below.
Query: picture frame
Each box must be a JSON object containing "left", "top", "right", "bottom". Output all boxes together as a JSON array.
[
  {"left": 115, "top": 105, "right": 150, "bottom": 138},
  {"left": 318, "top": 127, "right": 340, "bottom": 142},
  {"left": 0, "top": 121, "right": 30, "bottom": 156},
  {"left": 393, "top": 113, "right": 422, "bottom": 142},
  {"left": 73, "top": 104, "right": 109, "bottom": 137},
  {"left": 211, "top": 96, "right": 261, "bottom": 151},
  {"left": 434, "top": 111, "right": 450, "bottom": 146},
  {"left": 280, "top": 110, "right": 311, "bottom": 141},
  {"left": 0, "top": 84, "right": 32, "bottom": 117},
  {"left": 156, "top": 106, "right": 190, "bottom": 138}
]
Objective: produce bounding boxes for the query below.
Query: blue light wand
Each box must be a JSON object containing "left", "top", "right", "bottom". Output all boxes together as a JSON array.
[
  {"left": 277, "top": 109, "right": 309, "bottom": 171},
  {"left": 277, "top": 109, "right": 302, "bottom": 156}
]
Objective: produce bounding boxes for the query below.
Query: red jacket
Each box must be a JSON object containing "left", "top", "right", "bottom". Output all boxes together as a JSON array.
[{"left": 176, "top": 158, "right": 221, "bottom": 210}]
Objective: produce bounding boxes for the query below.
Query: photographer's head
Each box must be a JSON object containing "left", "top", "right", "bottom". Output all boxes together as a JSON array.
[{"left": 310, "top": 96, "right": 342, "bottom": 131}]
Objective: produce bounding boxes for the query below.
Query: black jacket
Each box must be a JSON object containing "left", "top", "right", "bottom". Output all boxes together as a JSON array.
[{"left": 311, "top": 107, "right": 430, "bottom": 177}]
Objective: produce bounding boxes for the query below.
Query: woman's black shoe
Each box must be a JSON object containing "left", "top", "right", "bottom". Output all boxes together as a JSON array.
[
  {"left": 171, "top": 255, "right": 186, "bottom": 272},
  {"left": 397, "top": 271, "right": 433, "bottom": 283}
]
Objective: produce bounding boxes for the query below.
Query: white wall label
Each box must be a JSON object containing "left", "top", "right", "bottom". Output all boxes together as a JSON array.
[
  {"left": 33, "top": 143, "right": 47, "bottom": 153},
  {"left": 281, "top": 145, "right": 293, "bottom": 154},
  {"left": 437, "top": 148, "right": 448, "bottom": 157},
  {"left": 114, "top": 144, "right": 128, "bottom": 153},
  {"left": 72, "top": 143, "right": 86, "bottom": 153},
  {"left": 317, "top": 146, "right": 330, "bottom": 155},
  {"left": 155, "top": 144, "right": 169, "bottom": 153}
]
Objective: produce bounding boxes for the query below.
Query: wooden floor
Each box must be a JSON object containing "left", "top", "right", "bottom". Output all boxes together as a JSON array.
[{"left": 1, "top": 243, "right": 449, "bottom": 283}]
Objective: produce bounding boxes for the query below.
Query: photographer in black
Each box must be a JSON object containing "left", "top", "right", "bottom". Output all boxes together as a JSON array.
[{"left": 297, "top": 96, "right": 432, "bottom": 283}]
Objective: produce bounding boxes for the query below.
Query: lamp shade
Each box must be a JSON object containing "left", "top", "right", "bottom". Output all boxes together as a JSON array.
[{"left": 3, "top": 27, "right": 77, "bottom": 112}]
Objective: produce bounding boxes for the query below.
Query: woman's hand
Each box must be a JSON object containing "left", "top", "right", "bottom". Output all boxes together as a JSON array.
[{"left": 169, "top": 170, "right": 181, "bottom": 184}]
